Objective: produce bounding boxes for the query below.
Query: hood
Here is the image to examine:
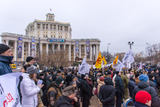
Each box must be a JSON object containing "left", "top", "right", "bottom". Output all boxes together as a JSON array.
[
  {"left": 0, "top": 55, "right": 13, "bottom": 64},
  {"left": 138, "top": 81, "right": 149, "bottom": 89},
  {"left": 104, "top": 77, "right": 113, "bottom": 85},
  {"left": 56, "top": 96, "right": 72, "bottom": 107}
]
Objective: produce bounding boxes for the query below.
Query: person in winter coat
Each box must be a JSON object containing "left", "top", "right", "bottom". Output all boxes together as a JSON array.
[
  {"left": 56, "top": 85, "right": 80, "bottom": 107},
  {"left": 115, "top": 71, "right": 124, "bottom": 107},
  {"left": 154, "top": 69, "right": 160, "bottom": 96},
  {"left": 47, "top": 81, "right": 63, "bottom": 107},
  {"left": 98, "top": 77, "right": 115, "bottom": 107},
  {"left": 148, "top": 74, "right": 157, "bottom": 91},
  {"left": 46, "top": 75, "right": 53, "bottom": 88},
  {"left": 80, "top": 74, "right": 92, "bottom": 107},
  {"left": 135, "top": 91, "right": 152, "bottom": 107},
  {"left": 128, "top": 75, "right": 136, "bottom": 98},
  {"left": 120, "top": 71, "right": 129, "bottom": 100},
  {"left": 0, "top": 44, "right": 13, "bottom": 75},
  {"left": 20, "top": 65, "right": 43, "bottom": 107},
  {"left": 133, "top": 74, "right": 160, "bottom": 107}
]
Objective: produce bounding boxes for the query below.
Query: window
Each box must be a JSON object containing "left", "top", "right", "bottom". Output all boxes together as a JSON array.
[
  {"left": 37, "top": 24, "right": 40, "bottom": 29},
  {"left": 54, "top": 25, "right": 56, "bottom": 30},
  {"left": 46, "top": 24, "right": 48, "bottom": 29},
  {"left": 60, "top": 26, "right": 62, "bottom": 31},
  {"left": 43, "top": 24, "right": 45, "bottom": 29},
  {"left": 65, "top": 26, "right": 68, "bottom": 31},
  {"left": 50, "top": 24, "right": 52, "bottom": 29}
]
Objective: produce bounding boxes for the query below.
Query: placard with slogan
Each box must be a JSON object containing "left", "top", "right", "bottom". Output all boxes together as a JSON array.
[{"left": 0, "top": 72, "right": 22, "bottom": 107}]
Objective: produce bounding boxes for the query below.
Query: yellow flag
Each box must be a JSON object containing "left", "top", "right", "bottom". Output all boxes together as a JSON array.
[
  {"left": 95, "top": 52, "right": 102, "bottom": 69},
  {"left": 102, "top": 56, "right": 107, "bottom": 65},
  {"left": 113, "top": 54, "right": 119, "bottom": 65}
]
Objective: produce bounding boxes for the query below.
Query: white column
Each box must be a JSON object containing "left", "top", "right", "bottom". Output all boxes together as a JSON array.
[
  {"left": 96, "top": 44, "right": 98, "bottom": 60},
  {"left": 84, "top": 45, "right": 86, "bottom": 59},
  {"left": 52, "top": 44, "right": 55, "bottom": 53},
  {"left": 22, "top": 42, "right": 24, "bottom": 61},
  {"left": 69, "top": 44, "right": 71, "bottom": 61},
  {"left": 48, "top": 24, "right": 50, "bottom": 38},
  {"left": 90, "top": 44, "right": 92, "bottom": 61},
  {"left": 92, "top": 45, "right": 94, "bottom": 61},
  {"left": 74, "top": 45, "right": 75, "bottom": 61},
  {"left": 14, "top": 41, "right": 17, "bottom": 61},
  {"left": 28, "top": 42, "right": 30, "bottom": 56},
  {"left": 46, "top": 43, "right": 48, "bottom": 55},
  {"left": 40, "top": 24, "right": 43, "bottom": 37},
  {"left": 34, "top": 22, "right": 37, "bottom": 36},
  {"left": 79, "top": 45, "right": 81, "bottom": 58},
  {"left": 58, "top": 44, "right": 60, "bottom": 51},
  {"left": 6, "top": 40, "right": 9, "bottom": 45}
]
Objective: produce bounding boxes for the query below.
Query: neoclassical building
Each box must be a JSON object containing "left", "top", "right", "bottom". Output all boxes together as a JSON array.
[{"left": 1, "top": 13, "right": 100, "bottom": 65}]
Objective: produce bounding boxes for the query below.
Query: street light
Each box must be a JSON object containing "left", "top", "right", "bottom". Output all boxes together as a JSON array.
[
  {"left": 128, "top": 41, "right": 134, "bottom": 49},
  {"left": 146, "top": 43, "right": 152, "bottom": 65}
]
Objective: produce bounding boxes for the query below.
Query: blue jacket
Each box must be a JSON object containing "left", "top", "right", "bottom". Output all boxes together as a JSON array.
[{"left": 0, "top": 55, "right": 13, "bottom": 76}]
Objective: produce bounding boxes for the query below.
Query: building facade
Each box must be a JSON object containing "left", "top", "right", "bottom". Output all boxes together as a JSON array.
[{"left": 1, "top": 13, "right": 100, "bottom": 65}]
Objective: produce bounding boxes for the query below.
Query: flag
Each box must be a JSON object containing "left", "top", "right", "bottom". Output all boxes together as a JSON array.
[
  {"left": 102, "top": 56, "right": 107, "bottom": 66},
  {"left": 139, "top": 61, "right": 142, "bottom": 69},
  {"left": 78, "top": 58, "right": 91, "bottom": 74},
  {"left": 122, "top": 49, "right": 135, "bottom": 68},
  {"left": 95, "top": 52, "right": 102, "bottom": 69},
  {"left": 112, "top": 59, "right": 124, "bottom": 72},
  {"left": 113, "top": 54, "right": 119, "bottom": 65},
  {"left": 50, "top": 8, "right": 52, "bottom": 11}
]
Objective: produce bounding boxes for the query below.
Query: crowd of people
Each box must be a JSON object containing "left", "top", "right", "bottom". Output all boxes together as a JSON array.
[{"left": 1, "top": 43, "right": 160, "bottom": 107}]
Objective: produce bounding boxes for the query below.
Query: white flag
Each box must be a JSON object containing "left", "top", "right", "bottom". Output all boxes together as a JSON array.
[
  {"left": 0, "top": 72, "right": 22, "bottom": 107},
  {"left": 122, "top": 49, "right": 135, "bottom": 68},
  {"left": 112, "top": 59, "right": 124, "bottom": 72},
  {"left": 78, "top": 58, "right": 91, "bottom": 74}
]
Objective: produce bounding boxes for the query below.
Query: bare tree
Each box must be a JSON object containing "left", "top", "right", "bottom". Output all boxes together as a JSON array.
[{"left": 37, "top": 50, "right": 69, "bottom": 68}]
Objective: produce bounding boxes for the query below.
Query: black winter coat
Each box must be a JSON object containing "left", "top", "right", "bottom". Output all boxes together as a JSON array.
[
  {"left": 115, "top": 75, "right": 124, "bottom": 95},
  {"left": 133, "top": 81, "right": 160, "bottom": 107},
  {"left": 129, "top": 79, "right": 136, "bottom": 98},
  {"left": 98, "top": 78, "right": 115, "bottom": 106},
  {"left": 56, "top": 96, "right": 80, "bottom": 107},
  {"left": 80, "top": 79, "right": 92, "bottom": 99},
  {"left": 155, "top": 73, "right": 160, "bottom": 88},
  {"left": 135, "top": 102, "right": 148, "bottom": 107},
  {"left": 149, "top": 79, "right": 157, "bottom": 91}
]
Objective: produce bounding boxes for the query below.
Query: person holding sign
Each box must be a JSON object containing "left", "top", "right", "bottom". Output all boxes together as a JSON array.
[
  {"left": 20, "top": 65, "right": 43, "bottom": 107},
  {"left": 0, "top": 44, "right": 13, "bottom": 75}
]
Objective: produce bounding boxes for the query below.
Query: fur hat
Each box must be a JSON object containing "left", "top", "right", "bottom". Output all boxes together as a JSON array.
[{"left": 63, "top": 85, "right": 77, "bottom": 96}]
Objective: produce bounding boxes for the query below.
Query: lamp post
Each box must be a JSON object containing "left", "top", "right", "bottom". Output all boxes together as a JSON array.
[
  {"left": 146, "top": 43, "right": 152, "bottom": 65},
  {"left": 128, "top": 41, "right": 134, "bottom": 49}
]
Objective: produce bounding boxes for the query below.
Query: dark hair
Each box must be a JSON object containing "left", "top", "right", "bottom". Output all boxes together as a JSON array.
[{"left": 23, "top": 64, "right": 31, "bottom": 71}]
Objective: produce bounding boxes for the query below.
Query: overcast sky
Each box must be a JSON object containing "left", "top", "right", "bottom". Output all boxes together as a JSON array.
[{"left": 0, "top": 0, "right": 160, "bottom": 55}]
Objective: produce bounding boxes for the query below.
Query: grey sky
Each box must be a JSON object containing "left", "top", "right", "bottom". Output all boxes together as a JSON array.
[{"left": 0, "top": 0, "right": 160, "bottom": 55}]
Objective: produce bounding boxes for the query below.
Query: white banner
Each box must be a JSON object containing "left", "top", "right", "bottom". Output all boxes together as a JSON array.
[
  {"left": 0, "top": 72, "right": 22, "bottom": 107},
  {"left": 78, "top": 58, "right": 91, "bottom": 74},
  {"left": 122, "top": 49, "right": 135, "bottom": 68},
  {"left": 112, "top": 60, "right": 125, "bottom": 72}
]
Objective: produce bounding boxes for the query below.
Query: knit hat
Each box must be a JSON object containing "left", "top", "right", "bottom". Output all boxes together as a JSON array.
[
  {"left": 135, "top": 91, "right": 151, "bottom": 104},
  {"left": 26, "top": 65, "right": 38, "bottom": 74},
  {"left": 139, "top": 74, "right": 149, "bottom": 82},
  {"left": 99, "top": 76, "right": 105, "bottom": 81},
  {"left": 0, "top": 44, "right": 10, "bottom": 55},
  {"left": 55, "top": 77, "right": 64, "bottom": 87},
  {"left": 63, "top": 85, "right": 77, "bottom": 96},
  {"left": 26, "top": 56, "right": 34, "bottom": 62}
]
